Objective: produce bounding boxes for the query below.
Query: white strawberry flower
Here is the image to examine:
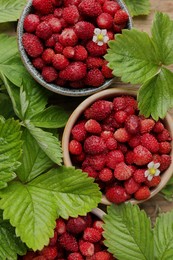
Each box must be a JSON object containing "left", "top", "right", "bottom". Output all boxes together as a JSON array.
[
  {"left": 144, "top": 161, "right": 160, "bottom": 181},
  {"left": 92, "top": 28, "right": 109, "bottom": 46}
]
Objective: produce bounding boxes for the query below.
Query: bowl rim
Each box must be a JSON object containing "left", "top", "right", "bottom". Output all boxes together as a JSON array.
[
  {"left": 62, "top": 87, "right": 173, "bottom": 205},
  {"left": 17, "top": 0, "right": 133, "bottom": 97}
]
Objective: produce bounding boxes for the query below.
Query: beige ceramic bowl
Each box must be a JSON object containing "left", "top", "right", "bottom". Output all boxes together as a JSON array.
[{"left": 62, "top": 88, "right": 173, "bottom": 205}]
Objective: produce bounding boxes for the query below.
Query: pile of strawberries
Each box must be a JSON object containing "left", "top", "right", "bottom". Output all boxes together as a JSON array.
[
  {"left": 22, "top": 213, "right": 115, "bottom": 260},
  {"left": 22, "top": 0, "right": 129, "bottom": 89},
  {"left": 69, "top": 95, "right": 172, "bottom": 203}
]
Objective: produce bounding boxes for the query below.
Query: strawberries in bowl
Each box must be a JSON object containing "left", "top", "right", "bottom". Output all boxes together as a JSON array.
[
  {"left": 17, "top": 0, "right": 132, "bottom": 96},
  {"left": 62, "top": 88, "right": 173, "bottom": 205}
]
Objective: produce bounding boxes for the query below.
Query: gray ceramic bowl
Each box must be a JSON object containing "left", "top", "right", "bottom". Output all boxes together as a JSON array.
[{"left": 17, "top": 0, "right": 132, "bottom": 97}]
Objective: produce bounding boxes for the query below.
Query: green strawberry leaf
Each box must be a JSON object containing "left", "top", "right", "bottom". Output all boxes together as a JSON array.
[
  {"left": 160, "top": 176, "right": 173, "bottom": 201},
  {"left": 0, "top": 117, "right": 22, "bottom": 189},
  {"left": 154, "top": 210, "right": 173, "bottom": 259},
  {"left": 123, "top": 0, "right": 150, "bottom": 16},
  {"left": 103, "top": 203, "right": 153, "bottom": 260},
  {"left": 151, "top": 12, "right": 173, "bottom": 65},
  {"left": 105, "top": 28, "right": 160, "bottom": 84},
  {"left": 0, "top": 0, "right": 27, "bottom": 23},
  {"left": 138, "top": 67, "right": 173, "bottom": 120},
  {"left": 16, "top": 128, "right": 54, "bottom": 183},
  {"left": 25, "top": 122, "right": 62, "bottom": 165},
  {"left": 0, "top": 93, "right": 14, "bottom": 119},
  {"left": 30, "top": 105, "right": 69, "bottom": 128},
  {"left": 0, "top": 167, "right": 101, "bottom": 250},
  {"left": 0, "top": 211, "right": 27, "bottom": 260}
]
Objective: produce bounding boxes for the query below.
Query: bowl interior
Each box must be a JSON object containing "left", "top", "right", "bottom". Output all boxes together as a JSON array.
[
  {"left": 62, "top": 88, "right": 173, "bottom": 205},
  {"left": 17, "top": 0, "right": 132, "bottom": 97}
]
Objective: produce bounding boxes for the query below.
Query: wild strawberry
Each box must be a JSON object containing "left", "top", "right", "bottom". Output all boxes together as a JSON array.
[
  {"left": 113, "top": 97, "right": 126, "bottom": 111},
  {"left": 98, "top": 168, "right": 113, "bottom": 182},
  {"left": 114, "top": 128, "right": 130, "bottom": 142},
  {"left": 33, "top": 255, "right": 47, "bottom": 260},
  {"left": 42, "top": 48, "right": 55, "bottom": 64},
  {"left": 59, "top": 232, "right": 79, "bottom": 252},
  {"left": 134, "top": 186, "right": 151, "bottom": 200},
  {"left": 41, "top": 66, "right": 58, "bottom": 82},
  {"left": 24, "top": 14, "right": 40, "bottom": 33},
  {"left": 40, "top": 246, "right": 58, "bottom": 260},
  {"left": 63, "top": 46, "right": 75, "bottom": 59},
  {"left": 159, "top": 142, "right": 171, "bottom": 154},
  {"left": 22, "top": 33, "right": 43, "bottom": 58},
  {"left": 63, "top": 5, "right": 80, "bottom": 24},
  {"left": 83, "top": 227, "right": 102, "bottom": 243},
  {"left": 32, "top": 57, "right": 45, "bottom": 70},
  {"left": 114, "top": 162, "right": 133, "bottom": 180},
  {"left": 86, "top": 41, "right": 107, "bottom": 57},
  {"left": 54, "top": 7, "right": 63, "bottom": 17},
  {"left": 59, "top": 28, "right": 78, "bottom": 46},
  {"left": 70, "top": 80, "right": 85, "bottom": 88},
  {"left": 54, "top": 42, "right": 64, "bottom": 53},
  {"left": 145, "top": 176, "right": 161, "bottom": 187},
  {"left": 84, "top": 100, "right": 113, "bottom": 121},
  {"left": 85, "top": 119, "right": 102, "bottom": 134},
  {"left": 114, "top": 110, "right": 128, "bottom": 124},
  {"left": 153, "top": 121, "right": 164, "bottom": 133},
  {"left": 102, "top": 1, "right": 121, "bottom": 16},
  {"left": 52, "top": 54, "right": 69, "bottom": 70},
  {"left": 107, "top": 30, "right": 114, "bottom": 40},
  {"left": 78, "top": 0, "right": 102, "bottom": 17},
  {"left": 101, "top": 131, "right": 114, "bottom": 140},
  {"left": 73, "top": 151, "right": 85, "bottom": 163},
  {"left": 56, "top": 218, "right": 66, "bottom": 234},
  {"left": 82, "top": 154, "right": 106, "bottom": 171},
  {"left": 64, "top": 0, "right": 81, "bottom": 6},
  {"left": 124, "top": 105, "right": 135, "bottom": 116},
  {"left": 157, "top": 129, "right": 172, "bottom": 142},
  {"left": 125, "top": 151, "right": 134, "bottom": 164},
  {"left": 48, "top": 17, "right": 62, "bottom": 33},
  {"left": 97, "top": 13, "right": 113, "bottom": 29},
  {"left": 114, "top": 9, "right": 129, "bottom": 24},
  {"left": 86, "top": 57, "right": 104, "bottom": 69},
  {"left": 105, "top": 137, "right": 117, "bottom": 150},
  {"left": 74, "top": 45, "right": 88, "bottom": 61},
  {"left": 85, "top": 69, "right": 105, "bottom": 87},
  {"left": 92, "top": 251, "right": 114, "bottom": 260},
  {"left": 74, "top": 21, "right": 95, "bottom": 40},
  {"left": 129, "top": 134, "right": 141, "bottom": 148},
  {"left": 79, "top": 240, "right": 94, "bottom": 257},
  {"left": 124, "top": 177, "right": 140, "bottom": 194},
  {"left": 152, "top": 154, "right": 162, "bottom": 164},
  {"left": 140, "top": 118, "right": 155, "bottom": 134},
  {"left": 133, "top": 145, "right": 152, "bottom": 166},
  {"left": 160, "top": 154, "right": 171, "bottom": 171},
  {"left": 23, "top": 251, "right": 36, "bottom": 260},
  {"left": 117, "top": 143, "right": 128, "bottom": 154},
  {"left": 84, "top": 136, "right": 106, "bottom": 155},
  {"left": 49, "top": 231, "right": 58, "bottom": 246},
  {"left": 36, "top": 21, "right": 52, "bottom": 40},
  {"left": 113, "top": 22, "right": 126, "bottom": 33},
  {"left": 52, "top": 0, "right": 63, "bottom": 6},
  {"left": 69, "top": 139, "right": 82, "bottom": 155},
  {"left": 68, "top": 252, "right": 83, "bottom": 260},
  {"left": 67, "top": 216, "right": 87, "bottom": 234},
  {"left": 32, "top": 0, "right": 54, "bottom": 15},
  {"left": 45, "top": 36, "right": 56, "bottom": 48},
  {"left": 101, "top": 62, "right": 113, "bottom": 79},
  {"left": 40, "top": 14, "right": 54, "bottom": 22},
  {"left": 71, "top": 121, "right": 87, "bottom": 141},
  {"left": 106, "top": 150, "right": 124, "bottom": 169},
  {"left": 82, "top": 166, "right": 98, "bottom": 178},
  {"left": 92, "top": 220, "right": 104, "bottom": 233},
  {"left": 55, "top": 78, "right": 66, "bottom": 86},
  {"left": 59, "top": 61, "right": 87, "bottom": 81},
  {"left": 106, "top": 185, "right": 130, "bottom": 204},
  {"left": 133, "top": 169, "right": 146, "bottom": 183},
  {"left": 59, "top": 17, "right": 68, "bottom": 28},
  {"left": 125, "top": 115, "right": 140, "bottom": 134},
  {"left": 141, "top": 133, "right": 159, "bottom": 153}
]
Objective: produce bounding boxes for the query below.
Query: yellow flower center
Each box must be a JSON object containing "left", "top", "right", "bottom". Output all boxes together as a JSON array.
[
  {"left": 149, "top": 168, "right": 156, "bottom": 175},
  {"left": 97, "top": 34, "right": 104, "bottom": 41}
]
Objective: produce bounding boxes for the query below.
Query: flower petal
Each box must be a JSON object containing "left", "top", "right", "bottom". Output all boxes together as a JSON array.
[
  {"left": 144, "top": 170, "right": 149, "bottom": 177},
  {"left": 154, "top": 162, "right": 160, "bottom": 169},
  {"left": 147, "top": 175, "right": 153, "bottom": 181},
  {"left": 103, "top": 36, "right": 109, "bottom": 43},
  {"left": 97, "top": 41, "right": 103, "bottom": 46},
  {"left": 155, "top": 170, "right": 160, "bottom": 176},
  {"left": 148, "top": 161, "right": 154, "bottom": 168},
  {"left": 92, "top": 35, "right": 97, "bottom": 42},
  {"left": 94, "top": 28, "right": 101, "bottom": 35},
  {"left": 101, "top": 29, "right": 107, "bottom": 35}
]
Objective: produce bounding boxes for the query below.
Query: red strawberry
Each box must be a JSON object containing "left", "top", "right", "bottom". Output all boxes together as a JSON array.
[
  {"left": 129, "top": 134, "right": 141, "bottom": 148},
  {"left": 134, "top": 186, "right": 151, "bottom": 200},
  {"left": 59, "top": 62, "right": 87, "bottom": 81},
  {"left": 140, "top": 118, "right": 155, "bottom": 134},
  {"left": 69, "top": 139, "right": 82, "bottom": 155},
  {"left": 84, "top": 69, "right": 105, "bottom": 87},
  {"left": 84, "top": 136, "right": 106, "bottom": 155},
  {"left": 83, "top": 227, "right": 102, "bottom": 243},
  {"left": 113, "top": 96, "right": 126, "bottom": 111},
  {"left": 41, "top": 66, "right": 58, "bottom": 82},
  {"left": 113, "top": 22, "right": 126, "bottom": 33},
  {"left": 68, "top": 252, "right": 83, "bottom": 260},
  {"left": 78, "top": 0, "right": 102, "bottom": 17},
  {"left": 85, "top": 119, "right": 102, "bottom": 134},
  {"left": 52, "top": 54, "right": 69, "bottom": 70},
  {"left": 51, "top": 0, "right": 63, "bottom": 7},
  {"left": 64, "top": 0, "right": 81, "bottom": 6},
  {"left": 98, "top": 168, "right": 113, "bottom": 182},
  {"left": 74, "top": 45, "right": 88, "bottom": 61},
  {"left": 86, "top": 41, "right": 107, "bottom": 57},
  {"left": 106, "top": 150, "right": 124, "bottom": 169},
  {"left": 73, "top": 151, "right": 85, "bottom": 163},
  {"left": 105, "top": 137, "right": 117, "bottom": 150},
  {"left": 157, "top": 129, "right": 172, "bottom": 142},
  {"left": 32, "top": 0, "right": 53, "bottom": 15},
  {"left": 152, "top": 154, "right": 162, "bottom": 164},
  {"left": 93, "top": 220, "right": 104, "bottom": 233},
  {"left": 24, "top": 14, "right": 40, "bottom": 33},
  {"left": 48, "top": 17, "right": 62, "bottom": 33},
  {"left": 114, "top": 162, "right": 133, "bottom": 180},
  {"left": 54, "top": 42, "right": 64, "bottom": 53},
  {"left": 124, "top": 177, "right": 140, "bottom": 194},
  {"left": 91, "top": 251, "right": 114, "bottom": 260},
  {"left": 97, "top": 13, "right": 113, "bottom": 29},
  {"left": 49, "top": 231, "right": 58, "bottom": 246},
  {"left": 55, "top": 78, "right": 66, "bottom": 86},
  {"left": 22, "top": 33, "right": 43, "bottom": 58},
  {"left": 79, "top": 240, "right": 94, "bottom": 257},
  {"left": 133, "top": 169, "right": 146, "bottom": 183},
  {"left": 63, "top": 5, "right": 80, "bottom": 24},
  {"left": 86, "top": 57, "right": 104, "bottom": 69},
  {"left": 141, "top": 133, "right": 159, "bottom": 153},
  {"left": 70, "top": 80, "right": 85, "bottom": 88},
  {"left": 54, "top": 7, "right": 63, "bottom": 18},
  {"left": 103, "top": 1, "right": 120, "bottom": 15},
  {"left": 84, "top": 100, "right": 113, "bottom": 121},
  {"left": 71, "top": 121, "right": 87, "bottom": 142},
  {"left": 106, "top": 185, "right": 130, "bottom": 204},
  {"left": 82, "top": 166, "right": 98, "bottom": 178},
  {"left": 114, "top": 128, "right": 130, "bottom": 142},
  {"left": 40, "top": 246, "right": 58, "bottom": 260},
  {"left": 63, "top": 46, "right": 75, "bottom": 58},
  {"left": 125, "top": 151, "right": 134, "bottom": 164},
  {"left": 160, "top": 154, "right": 171, "bottom": 171},
  {"left": 59, "top": 28, "right": 78, "bottom": 46},
  {"left": 159, "top": 142, "right": 171, "bottom": 154},
  {"left": 59, "top": 232, "right": 79, "bottom": 252},
  {"left": 74, "top": 21, "right": 95, "bottom": 40},
  {"left": 117, "top": 143, "right": 128, "bottom": 154},
  {"left": 101, "top": 62, "right": 113, "bottom": 78},
  {"left": 33, "top": 255, "right": 47, "bottom": 259},
  {"left": 101, "top": 131, "right": 114, "bottom": 140},
  {"left": 82, "top": 154, "right": 106, "bottom": 171},
  {"left": 125, "top": 115, "right": 140, "bottom": 134},
  {"left": 114, "top": 110, "right": 128, "bottom": 124},
  {"left": 153, "top": 121, "right": 164, "bottom": 133},
  {"left": 32, "top": 57, "right": 45, "bottom": 70},
  {"left": 42, "top": 48, "right": 55, "bottom": 64},
  {"left": 133, "top": 145, "right": 152, "bottom": 166},
  {"left": 36, "top": 21, "right": 53, "bottom": 40},
  {"left": 114, "top": 9, "right": 129, "bottom": 24},
  {"left": 56, "top": 218, "right": 66, "bottom": 235},
  {"left": 145, "top": 176, "right": 161, "bottom": 187},
  {"left": 66, "top": 216, "right": 87, "bottom": 234},
  {"left": 23, "top": 251, "right": 36, "bottom": 260}
]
